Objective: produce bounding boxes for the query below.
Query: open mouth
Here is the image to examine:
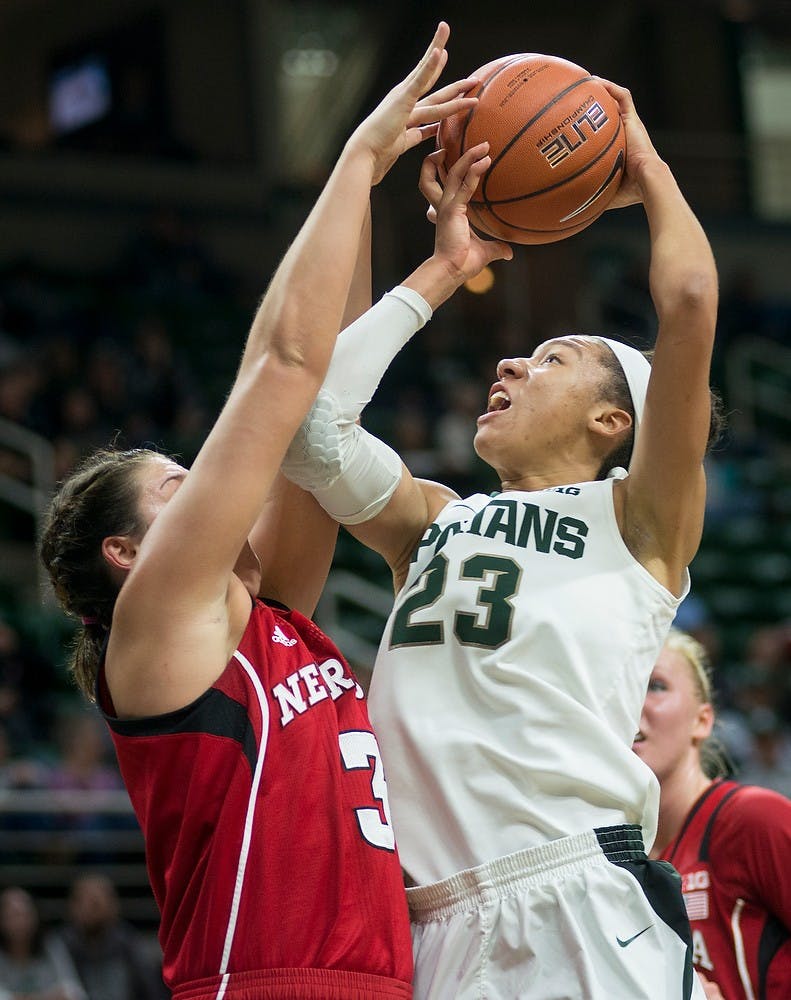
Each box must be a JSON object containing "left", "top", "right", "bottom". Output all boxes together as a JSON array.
[
  {"left": 487, "top": 389, "right": 511, "bottom": 413},
  {"left": 632, "top": 731, "right": 645, "bottom": 744}
]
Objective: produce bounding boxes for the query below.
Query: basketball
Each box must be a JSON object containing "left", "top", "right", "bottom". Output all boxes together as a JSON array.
[{"left": 437, "top": 53, "right": 626, "bottom": 244}]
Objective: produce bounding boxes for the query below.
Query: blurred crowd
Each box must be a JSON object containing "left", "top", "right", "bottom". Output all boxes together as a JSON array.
[
  {"left": 0, "top": 875, "right": 166, "bottom": 1000},
  {"left": 0, "top": 209, "right": 237, "bottom": 492}
]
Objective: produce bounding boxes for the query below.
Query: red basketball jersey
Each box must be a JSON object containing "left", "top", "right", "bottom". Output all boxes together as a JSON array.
[
  {"left": 98, "top": 600, "right": 413, "bottom": 1000},
  {"left": 660, "top": 779, "right": 791, "bottom": 999}
]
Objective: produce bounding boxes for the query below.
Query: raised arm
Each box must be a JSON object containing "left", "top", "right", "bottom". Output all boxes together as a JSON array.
[
  {"left": 244, "top": 206, "right": 374, "bottom": 617},
  {"left": 282, "top": 143, "right": 513, "bottom": 590},
  {"left": 107, "top": 23, "right": 474, "bottom": 714},
  {"left": 602, "top": 82, "right": 719, "bottom": 595},
  {"left": 245, "top": 82, "right": 493, "bottom": 612}
]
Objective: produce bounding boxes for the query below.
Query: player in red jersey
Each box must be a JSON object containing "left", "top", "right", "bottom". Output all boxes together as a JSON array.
[
  {"left": 37, "top": 23, "right": 507, "bottom": 1000},
  {"left": 634, "top": 628, "right": 791, "bottom": 999}
]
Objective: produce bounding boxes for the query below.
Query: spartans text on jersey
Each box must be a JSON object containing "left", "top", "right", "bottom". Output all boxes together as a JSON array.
[{"left": 413, "top": 496, "right": 589, "bottom": 566}]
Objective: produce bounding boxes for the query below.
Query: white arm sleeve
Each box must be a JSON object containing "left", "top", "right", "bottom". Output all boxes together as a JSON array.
[
  {"left": 281, "top": 286, "right": 432, "bottom": 525},
  {"left": 323, "top": 285, "right": 432, "bottom": 417}
]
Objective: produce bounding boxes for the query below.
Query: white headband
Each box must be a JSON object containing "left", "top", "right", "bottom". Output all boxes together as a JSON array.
[
  {"left": 597, "top": 337, "right": 650, "bottom": 432},
  {"left": 597, "top": 337, "right": 651, "bottom": 471}
]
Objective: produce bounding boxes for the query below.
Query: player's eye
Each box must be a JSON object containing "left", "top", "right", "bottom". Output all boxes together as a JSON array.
[
  {"left": 647, "top": 679, "right": 667, "bottom": 692},
  {"left": 543, "top": 353, "right": 561, "bottom": 364}
]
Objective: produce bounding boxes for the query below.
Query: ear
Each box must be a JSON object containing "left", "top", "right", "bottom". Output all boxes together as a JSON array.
[
  {"left": 692, "top": 702, "right": 715, "bottom": 744},
  {"left": 101, "top": 535, "right": 139, "bottom": 574},
  {"left": 589, "top": 404, "right": 633, "bottom": 442}
]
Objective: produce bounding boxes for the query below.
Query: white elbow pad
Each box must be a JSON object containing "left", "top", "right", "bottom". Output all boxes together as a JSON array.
[
  {"left": 282, "top": 389, "right": 345, "bottom": 491},
  {"left": 282, "top": 387, "right": 402, "bottom": 524}
]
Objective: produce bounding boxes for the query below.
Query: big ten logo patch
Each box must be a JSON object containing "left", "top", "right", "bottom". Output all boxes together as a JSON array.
[
  {"left": 538, "top": 99, "right": 609, "bottom": 168},
  {"left": 682, "top": 869, "right": 710, "bottom": 921}
]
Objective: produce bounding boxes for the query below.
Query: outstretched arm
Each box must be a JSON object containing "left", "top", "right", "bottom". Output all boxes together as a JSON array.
[
  {"left": 282, "top": 143, "right": 513, "bottom": 590},
  {"left": 226, "top": 66, "right": 488, "bottom": 615},
  {"left": 249, "top": 83, "right": 493, "bottom": 612},
  {"left": 108, "top": 23, "right": 473, "bottom": 715},
  {"left": 602, "top": 81, "right": 718, "bottom": 596},
  {"left": 245, "top": 206, "right": 374, "bottom": 617}
]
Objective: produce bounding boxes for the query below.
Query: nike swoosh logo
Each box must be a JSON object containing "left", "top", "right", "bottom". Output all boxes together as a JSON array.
[
  {"left": 559, "top": 148, "right": 626, "bottom": 223},
  {"left": 616, "top": 924, "right": 653, "bottom": 948}
]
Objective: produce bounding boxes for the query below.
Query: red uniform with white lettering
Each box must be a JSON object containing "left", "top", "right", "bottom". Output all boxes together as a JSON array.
[
  {"left": 98, "top": 600, "right": 413, "bottom": 1000},
  {"left": 659, "top": 779, "right": 791, "bottom": 999}
]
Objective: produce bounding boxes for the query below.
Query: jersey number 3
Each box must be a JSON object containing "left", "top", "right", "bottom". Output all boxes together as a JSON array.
[
  {"left": 339, "top": 730, "right": 395, "bottom": 851},
  {"left": 389, "top": 552, "right": 520, "bottom": 650}
]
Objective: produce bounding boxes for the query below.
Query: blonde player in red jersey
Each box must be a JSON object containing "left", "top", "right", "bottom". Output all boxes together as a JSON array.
[
  {"left": 635, "top": 629, "right": 791, "bottom": 999},
  {"left": 37, "top": 23, "right": 512, "bottom": 1000}
]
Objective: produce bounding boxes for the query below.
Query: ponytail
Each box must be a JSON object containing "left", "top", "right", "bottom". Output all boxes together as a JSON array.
[{"left": 39, "top": 448, "right": 158, "bottom": 700}]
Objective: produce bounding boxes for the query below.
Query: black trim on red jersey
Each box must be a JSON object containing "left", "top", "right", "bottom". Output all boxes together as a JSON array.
[
  {"left": 759, "top": 914, "right": 790, "bottom": 1000},
  {"left": 665, "top": 779, "right": 733, "bottom": 866},
  {"left": 105, "top": 687, "right": 258, "bottom": 774},
  {"left": 699, "top": 785, "right": 742, "bottom": 862},
  {"left": 262, "top": 597, "right": 290, "bottom": 611}
]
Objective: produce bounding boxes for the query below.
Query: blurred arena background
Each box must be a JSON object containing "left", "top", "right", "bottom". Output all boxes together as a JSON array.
[{"left": 0, "top": 0, "right": 789, "bottom": 953}]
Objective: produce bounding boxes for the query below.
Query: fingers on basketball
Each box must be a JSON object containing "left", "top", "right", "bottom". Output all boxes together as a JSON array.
[{"left": 437, "top": 53, "right": 626, "bottom": 245}]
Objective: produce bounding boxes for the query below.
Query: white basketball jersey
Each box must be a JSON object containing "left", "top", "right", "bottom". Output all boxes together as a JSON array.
[{"left": 368, "top": 477, "right": 687, "bottom": 887}]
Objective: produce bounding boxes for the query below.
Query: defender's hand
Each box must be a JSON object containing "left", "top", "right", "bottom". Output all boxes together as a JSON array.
[{"left": 346, "top": 22, "right": 478, "bottom": 185}]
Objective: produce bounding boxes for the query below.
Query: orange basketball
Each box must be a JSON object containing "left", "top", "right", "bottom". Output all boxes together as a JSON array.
[{"left": 437, "top": 53, "right": 626, "bottom": 245}]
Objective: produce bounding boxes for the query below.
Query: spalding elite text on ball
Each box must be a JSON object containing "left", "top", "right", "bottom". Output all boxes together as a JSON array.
[{"left": 438, "top": 53, "right": 626, "bottom": 245}]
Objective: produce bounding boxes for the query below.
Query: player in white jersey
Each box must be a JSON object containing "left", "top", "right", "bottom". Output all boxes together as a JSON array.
[{"left": 283, "top": 78, "right": 719, "bottom": 999}]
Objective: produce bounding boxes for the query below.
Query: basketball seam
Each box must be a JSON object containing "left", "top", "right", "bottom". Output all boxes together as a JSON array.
[
  {"left": 559, "top": 148, "right": 625, "bottom": 222},
  {"left": 480, "top": 75, "right": 595, "bottom": 207},
  {"left": 470, "top": 138, "right": 623, "bottom": 237},
  {"left": 458, "top": 55, "right": 531, "bottom": 161},
  {"left": 469, "top": 202, "right": 593, "bottom": 240},
  {"left": 446, "top": 56, "right": 624, "bottom": 242},
  {"left": 473, "top": 115, "right": 623, "bottom": 208}
]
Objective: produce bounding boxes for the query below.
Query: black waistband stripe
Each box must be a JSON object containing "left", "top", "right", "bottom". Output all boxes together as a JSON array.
[{"left": 594, "top": 823, "right": 646, "bottom": 862}]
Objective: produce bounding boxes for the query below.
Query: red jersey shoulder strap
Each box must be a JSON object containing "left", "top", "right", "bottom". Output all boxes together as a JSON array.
[{"left": 665, "top": 779, "right": 743, "bottom": 866}]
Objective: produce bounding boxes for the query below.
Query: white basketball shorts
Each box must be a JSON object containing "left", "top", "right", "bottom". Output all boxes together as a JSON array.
[{"left": 407, "top": 824, "right": 706, "bottom": 1000}]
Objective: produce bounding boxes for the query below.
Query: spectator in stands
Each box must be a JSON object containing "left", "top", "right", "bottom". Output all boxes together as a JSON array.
[
  {"left": 0, "top": 720, "right": 55, "bottom": 865},
  {"left": 633, "top": 628, "right": 791, "bottom": 998},
  {"left": 125, "top": 313, "right": 206, "bottom": 454},
  {"left": 48, "top": 713, "right": 123, "bottom": 802},
  {"left": 434, "top": 376, "right": 488, "bottom": 495},
  {"left": 85, "top": 343, "right": 133, "bottom": 442},
  {"left": 32, "top": 332, "right": 82, "bottom": 442},
  {"left": 0, "top": 885, "right": 85, "bottom": 999},
  {"left": 47, "top": 712, "right": 131, "bottom": 862},
  {"left": 737, "top": 704, "right": 791, "bottom": 798},
  {"left": 117, "top": 208, "right": 229, "bottom": 306},
  {"left": 0, "top": 361, "right": 41, "bottom": 432},
  {"left": 53, "top": 389, "right": 107, "bottom": 467},
  {"left": 0, "top": 617, "right": 59, "bottom": 753},
  {"left": 55, "top": 875, "right": 165, "bottom": 1000},
  {"left": 0, "top": 720, "right": 49, "bottom": 797},
  {"left": 744, "top": 622, "right": 791, "bottom": 723}
]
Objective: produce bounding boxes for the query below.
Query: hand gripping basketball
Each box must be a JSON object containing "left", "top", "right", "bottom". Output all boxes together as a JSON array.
[{"left": 437, "top": 53, "right": 627, "bottom": 244}]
